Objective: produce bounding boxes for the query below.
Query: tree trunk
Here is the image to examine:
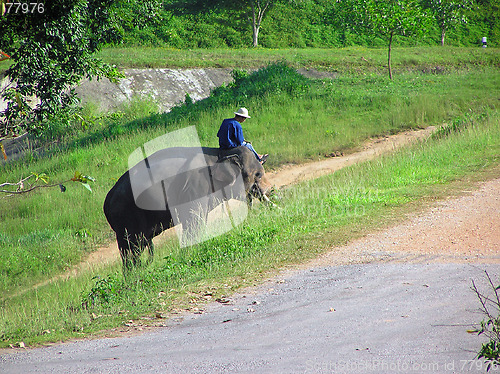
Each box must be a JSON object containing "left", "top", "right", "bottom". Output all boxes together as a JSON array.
[
  {"left": 249, "top": 0, "right": 271, "bottom": 47},
  {"left": 441, "top": 28, "right": 446, "bottom": 46},
  {"left": 252, "top": 25, "right": 260, "bottom": 47},
  {"left": 388, "top": 31, "right": 393, "bottom": 80},
  {"left": 251, "top": 2, "right": 259, "bottom": 47}
]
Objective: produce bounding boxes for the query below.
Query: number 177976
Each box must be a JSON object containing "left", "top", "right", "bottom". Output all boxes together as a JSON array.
[{"left": 3, "top": 2, "right": 45, "bottom": 14}]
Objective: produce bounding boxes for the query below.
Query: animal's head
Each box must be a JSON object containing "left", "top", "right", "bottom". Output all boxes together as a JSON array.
[{"left": 213, "top": 146, "right": 272, "bottom": 200}]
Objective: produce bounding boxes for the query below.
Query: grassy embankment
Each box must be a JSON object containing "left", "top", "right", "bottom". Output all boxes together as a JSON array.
[
  {"left": 97, "top": 46, "right": 500, "bottom": 72},
  {"left": 2, "top": 47, "right": 499, "bottom": 75},
  {"left": 0, "top": 58, "right": 499, "bottom": 347}
]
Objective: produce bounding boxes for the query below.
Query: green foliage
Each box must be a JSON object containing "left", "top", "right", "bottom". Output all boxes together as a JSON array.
[
  {"left": 471, "top": 0, "right": 500, "bottom": 47},
  {"left": 70, "top": 171, "right": 96, "bottom": 192},
  {"left": 82, "top": 274, "right": 123, "bottom": 308},
  {"left": 184, "top": 93, "right": 194, "bottom": 106},
  {"left": 478, "top": 341, "right": 500, "bottom": 371},
  {"left": 421, "top": 0, "right": 474, "bottom": 46},
  {"left": 0, "top": 0, "right": 123, "bottom": 136},
  {"left": 332, "top": 0, "right": 428, "bottom": 38},
  {"left": 167, "top": 0, "right": 279, "bottom": 47},
  {"left": 332, "top": 0, "right": 430, "bottom": 79},
  {"left": 0, "top": 170, "right": 95, "bottom": 196},
  {"left": 102, "top": 0, "right": 498, "bottom": 49}
]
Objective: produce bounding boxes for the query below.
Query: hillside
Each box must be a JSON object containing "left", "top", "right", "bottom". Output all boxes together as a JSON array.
[{"left": 112, "top": 0, "right": 499, "bottom": 48}]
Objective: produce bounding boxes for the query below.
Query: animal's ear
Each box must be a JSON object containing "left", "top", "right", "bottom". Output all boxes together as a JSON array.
[
  {"left": 211, "top": 159, "right": 241, "bottom": 185},
  {"left": 231, "top": 156, "right": 243, "bottom": 170}
]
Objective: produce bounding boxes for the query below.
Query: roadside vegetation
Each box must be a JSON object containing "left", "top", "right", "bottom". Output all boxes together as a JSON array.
[{"left": 0, "top": 61, "right": 499, "bottom": 347}]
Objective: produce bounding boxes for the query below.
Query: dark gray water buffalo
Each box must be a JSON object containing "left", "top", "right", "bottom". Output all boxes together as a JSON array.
[{"left": 104, "top": 146, "right": 272, "bottom": 270}]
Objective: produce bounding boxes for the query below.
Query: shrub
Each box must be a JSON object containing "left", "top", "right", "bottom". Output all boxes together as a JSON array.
[
  {"left": 82, "top": 275, "right": 123, "bottom": 309},
  {"left": 472, "top": 272, "right": 500, "bottom": 371}
]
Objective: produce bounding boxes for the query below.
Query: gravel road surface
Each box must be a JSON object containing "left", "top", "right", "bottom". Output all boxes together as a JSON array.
[{"left": 0, "top": 264, "right": 497, "bottom": 373}]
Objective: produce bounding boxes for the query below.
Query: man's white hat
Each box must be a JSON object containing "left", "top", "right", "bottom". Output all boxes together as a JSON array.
[{"left": 234, "top": 107, "right": 251, "bottom": 118}]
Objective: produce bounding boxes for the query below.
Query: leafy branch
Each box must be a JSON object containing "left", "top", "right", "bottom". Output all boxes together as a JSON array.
[
  {"left": 0, "top": 171, "right": 95, "bottom": 197},
  {"left": 0, "top": 0, "right": 122, "bottom": 137},
  {"left": 471, "top": 271, "right": 500, "bottom": 371}
]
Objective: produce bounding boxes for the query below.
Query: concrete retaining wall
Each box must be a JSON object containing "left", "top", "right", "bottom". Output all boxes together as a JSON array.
[
  {"left": 1, "top": 67, "right": 334, "bottom": 115},
  {"left": 74, "top": 68, "right": 234, "bottom": 112},
  {"left": 1, "top": 68, "right": 235, "bottom": 114}
]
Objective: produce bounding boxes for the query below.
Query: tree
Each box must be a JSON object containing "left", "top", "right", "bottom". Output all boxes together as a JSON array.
[
  {"left": 0, "top": 0, "right": 122, "bottom": 137},
  {"left": 421, "top": 0, "right": 474, "bottom": 46},
  {"left": 246, "top": 0, "right": 274, "bottom": 47},
  {"left": 333, "top": 0, "right": 430, "bottom": 80},
  {"left": 166, "top": 0, "right": 277, "bottom": 47}
]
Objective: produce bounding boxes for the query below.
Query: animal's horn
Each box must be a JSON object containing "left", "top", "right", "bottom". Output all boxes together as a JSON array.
[{"left": 261, "top": 193, "right": 280, "bottom": 208}]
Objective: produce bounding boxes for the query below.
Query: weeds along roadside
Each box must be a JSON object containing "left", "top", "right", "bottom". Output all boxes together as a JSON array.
[
  {"left": 0, "top": 63, "right": 499, "bottom": 297},
  {"left": 0, "top": 107, "right": 499, "bottom": 348}
]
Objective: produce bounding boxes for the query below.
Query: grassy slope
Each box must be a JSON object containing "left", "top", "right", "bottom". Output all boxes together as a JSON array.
[
  {"left": 1, "top": 66, "right": 499, "bottom": 297},
  {"left": 2, "top": 47, "right": 499, "bottom": 76}
]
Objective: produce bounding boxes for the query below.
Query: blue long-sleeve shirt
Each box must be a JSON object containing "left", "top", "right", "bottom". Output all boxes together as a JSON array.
[{"left": 217, "top": 118, "right": 244, "bottom": 149}]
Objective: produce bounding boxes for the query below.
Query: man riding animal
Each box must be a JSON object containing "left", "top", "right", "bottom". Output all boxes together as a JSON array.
[{"left": 217, "top": 107, "right": 268, "bottom": 164}]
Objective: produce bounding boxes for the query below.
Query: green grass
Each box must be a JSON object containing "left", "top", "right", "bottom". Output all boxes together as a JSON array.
[
  {"left": 3, "top": 46, "right": 499, "bottom": 77},
  {"left": 0, "top": 62, "right": 499, "bottom": 346},
  {"left": 95, "top": 46, "right": 500, "bottom": 73},
  {"left": 0, "top": 107, "right": 498, "bottom": 347}
]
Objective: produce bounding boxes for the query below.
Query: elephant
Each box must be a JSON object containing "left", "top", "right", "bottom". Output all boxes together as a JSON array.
[{"left": 103, "top": 145, "right": 272, "bottom": 270}]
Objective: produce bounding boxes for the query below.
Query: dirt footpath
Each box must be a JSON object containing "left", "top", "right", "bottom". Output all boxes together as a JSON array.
[
  {"left": 14, "top": 126, "right": 438, "bottom": 295},
  {"left": 266, "top": 126, "right": 436, "bottom": 188}
]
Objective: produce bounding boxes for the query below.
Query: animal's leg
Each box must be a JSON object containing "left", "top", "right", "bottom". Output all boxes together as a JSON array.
[
  {"left": 129, "top": 234, "right": 147, "bottom": 267},
  {"left": 117, "top": 233, "right": 134, "bottom": 271},
  {"left": 118, "top": 230, "right": 144, "bottom": 270},
  {"left": 182, "top": 206, "right": 209, "bottom": 246}
]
